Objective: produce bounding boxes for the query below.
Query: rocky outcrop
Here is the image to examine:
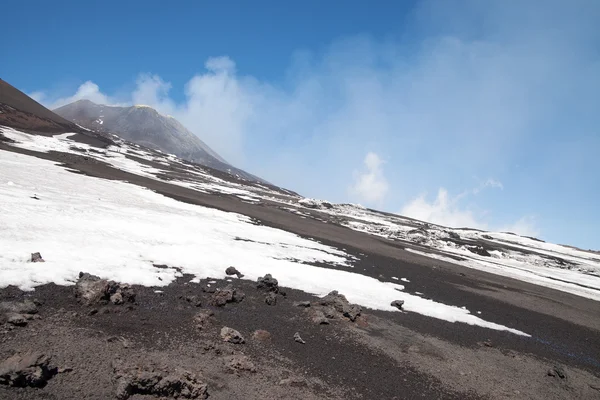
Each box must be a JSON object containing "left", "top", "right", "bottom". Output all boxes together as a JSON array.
[
  {"left": 0, "top": 352, "right": 57, "bottom": 387},
  {"left": 318, "top": 291, "right": 362, "bottom": 321},
  {"left": 311, "top": 310, "right": 330, "bottom": 325},
  {"left": 112, "top": 359, "right": 208, "bottom": 399},
  {"left": 75, "top": 272, "right": 135, "bottom": 306}
]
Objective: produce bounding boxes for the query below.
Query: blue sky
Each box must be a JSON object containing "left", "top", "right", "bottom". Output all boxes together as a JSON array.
[{"left": 3, "top": 0, "right": 599, "bottom": 249}]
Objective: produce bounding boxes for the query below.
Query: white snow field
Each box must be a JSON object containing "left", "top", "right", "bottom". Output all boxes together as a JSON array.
[{"left": 0, "top": 146, "right": 527, "bottom": 336}]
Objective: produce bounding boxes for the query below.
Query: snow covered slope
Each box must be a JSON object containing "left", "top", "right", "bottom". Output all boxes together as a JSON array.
[{"left": 0, "top": 126, "right": 530, "bottom": 335}]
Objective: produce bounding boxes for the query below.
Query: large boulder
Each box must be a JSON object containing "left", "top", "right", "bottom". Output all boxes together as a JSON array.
[
  {"left": 112, "top": 359, "right": 208, "bottom": 400},
  {"left": 0, "top": 352, "right": 57, "bottom": 387},
  {"left": 75, "top": 272, "right": 135, "bottom": 306}
]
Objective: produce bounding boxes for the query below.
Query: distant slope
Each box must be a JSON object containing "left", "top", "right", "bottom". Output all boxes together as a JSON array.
[
  {"left": 54, "top": 100, "right": 263, "bottom": 182},
  {"left": 0, "top": 78, "right": 79, "bottom": 133}
]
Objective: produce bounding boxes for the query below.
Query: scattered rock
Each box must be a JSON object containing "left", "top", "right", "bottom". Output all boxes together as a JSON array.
[
  {"left": 265, "top": 292, "right": 277, "bottom": 306},
  {"left": 447, "top": 231, "right": 461, "bottom": 240},
  {"left": 6, "top": 313, "right": 28, "bottom": 326},
  {"left": 311, "top": 310, "right": 330, "bottom": 325},
  {"left": 183, "top": 295, "right": 203, "bottom": 307},
  {"left": 279, "top": 376, "right": 307, "bottom": 387},
  {"left": 193, "top": 310, "right": 214, "bottom": 330},
  {"left": 112, "top": 359, "right": 208, "bottom": 400},
  {"left": 319, "top": 291, "right": 362, "bottom": 321},
  {"left": 547, "top": 365, "right": 566, "bottom": 379},
  {"left": 0, "top": 300, "right": 38, "bottom": 315},
  {"left": 211, "top": 285, "right": 244, "bottom": 306},
  {"left": 467, "top": 246, "right": 491, "bottom": 257},
  {"left": 482, "top": 235, "right": 493, "bottom": 240},
  {"left": 0, "top": 352, "right": 57, "bottom": 387},
  {"left": 201, "top": 285, "right": 216, "bottom": 294},
  {"left": 75, "top": 272, "right": 135, "bottom": 306},
  {"left": 390, "top": 300, "right": 405, "bottom": 310},
  {"left": 225, "top": 266, "right": 244, "bottom": 278},
  {"left": 30, "top": 252, "right": 44, "bottom": 263},
  {"left": 256, "top": 274, "right": 279, "bottom": 293},
  {"left": 221, "top": 327, "right": 245, "bottom": 344},
  {"left": 483, "top": 339, "right": 493, "bottom": 347},
  {"left": 293, "top": 332, "right": 306, "bottom": 344},
  {"left": 293, "top": 301, "right": 311, "bottom": 308},
  {"left": 224, "top": 355, "right": 256, "bottom": 373},
  {"left": 251, "top": 330, "right": 271, "bottom": 342}
]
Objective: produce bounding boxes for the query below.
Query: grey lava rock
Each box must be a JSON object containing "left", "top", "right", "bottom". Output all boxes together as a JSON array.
[
  {"left": 6, "top": 313, "right": 28, "bottom": 327},
  {"left": 256, "top": 274, "right": 279, "bottom": 293},
  {"left": 211, "top": 285, "right": 244, "bottom": 306},
  {"left": 224, "top": 354, "right": 256, "bottom": 373},
  {"left": 112, "top": 359, "right": 208, "bottom": 400},
  {"left": 319, "top": 291, "right": 362, "bottom": 321},
  {"left": 391, "top": 300, "right": 405, "bottom": 310},
  {"left": 265, "top": 292, "right": 277, "bottom": 306},
  {"left": 293, "top": 332, "right": 306, "bottom": 344},
  {"left": 30, "top": 252, "right": 44, "bottom": 263},
  {"left": 75, "top": 272, "right": 135, "bottom": 306},
  {"left": 0, "top": 300, "right": 38, "bottom": 315},
  {"left": 0, "top": 352, "right": 58, "bottom": 387},
  {"left": 221, "top": 327, "right": 245, "bottom": 344},
  {"left": 225, "top": 266, "right": 244, "bottom": 278}
]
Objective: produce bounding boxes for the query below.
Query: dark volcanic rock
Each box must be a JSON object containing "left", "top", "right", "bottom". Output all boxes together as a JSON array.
[
  {"left": 467, "top": 246, "right": 491, "bottom": 257},
  {"left": 293, "top": 301, "right": 311, "bottom": 308},
  {"left": 265, "top": 292, "right": 278, "bottom": 306},
  {"left": 221, "top": 327, "right": 245, "bottom": 344},
  {"left": 447, "top": 231, "right": 461, "bottom": 240},
  {"left": 0, "top": 352, "right": 57, "bottom": 387},
  {"left": 547, "top": 365, "right": 567, "bottom": 379},
  {"left": 75, "top": 272, "right": 135, "bottom": 306},
  {"left": 391, "top": 300, "right": 405, "bottom": 310},
  {"left": 30, "top": 252, "right": 44, "bottom": 263},
  {"left": 211, "top": 285, "right": 244, "bottom": 306},
  {"left": 112, "top": 359, "right": 208, "bottom": 400},
  {"left": 256, "top": 274, "right": 279, "bottom": 293},
  {"left": 225, "top": 266, "right": 244, "bottom": 278},
  {"left": 319, "top": 291, "right": 362, "bottom": 321}
]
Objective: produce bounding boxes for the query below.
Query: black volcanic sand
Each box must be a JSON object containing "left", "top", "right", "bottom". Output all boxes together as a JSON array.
[{"left": 1, "top": 143, "right": 600, "bottom": 399}]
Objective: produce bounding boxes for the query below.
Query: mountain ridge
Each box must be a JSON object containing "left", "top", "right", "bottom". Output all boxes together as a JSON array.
[{"left": 54, "top": 99, "right": 264, "bottom": 182}]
